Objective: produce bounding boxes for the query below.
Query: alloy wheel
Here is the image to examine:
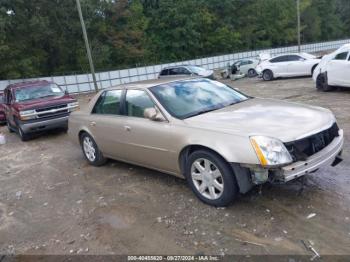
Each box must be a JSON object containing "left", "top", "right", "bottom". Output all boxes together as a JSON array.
[
  {"left": 191, "top": 158, "right": 224, "bottom": 200},
  {"left": 83, "top": 136, "right": 96, "bottom": 162}
]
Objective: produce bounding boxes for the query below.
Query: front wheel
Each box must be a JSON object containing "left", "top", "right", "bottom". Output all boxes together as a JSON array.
[
  {"left": 185, "top": 150, "right": 238, "bottom": 207},
  {"left": 247, "top": 69, "right": 257, "bottom": 78},
  {"left": 316, "top": 73, "right": 333, "bottom": 92},
  {"left": 80, "top": 133, "right": 107, "bottom": 166},
  {"left": 18, "top": 126, "right": 30, "bottom": 141},
  {"left": 262, "top": 70, "right": 273, "bottom": 81}
]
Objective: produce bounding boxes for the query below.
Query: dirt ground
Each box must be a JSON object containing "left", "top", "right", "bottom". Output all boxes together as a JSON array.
[{"left": 0, "top": 76, "right": 350, "bottom": 257}]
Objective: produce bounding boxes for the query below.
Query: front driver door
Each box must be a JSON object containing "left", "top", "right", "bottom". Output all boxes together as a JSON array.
[{"left": 122, "top": 89, "right": 179, "bottom": 173}]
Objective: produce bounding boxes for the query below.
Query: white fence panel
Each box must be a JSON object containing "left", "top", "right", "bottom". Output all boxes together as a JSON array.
[{"left": 1, "top": 38, "right": 350, "bottom": 93}]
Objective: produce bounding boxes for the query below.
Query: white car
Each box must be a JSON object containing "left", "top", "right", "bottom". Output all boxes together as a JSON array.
[
  {"left": 313, "top": 44, "right": 350, "bottom": 91},
  {"left": 221, "top": 59, "right": 259, "bottom": 79},
  {"left": 158, "top": 65, "right": 214, "bottom": 79},
  {"left": 256, "top": 53, "right": 321, "bottom": 81}
]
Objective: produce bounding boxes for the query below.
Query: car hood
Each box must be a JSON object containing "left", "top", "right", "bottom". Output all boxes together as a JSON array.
[
  {"left": 13, "top": 95, "right": 76, "bottom": 111},
  {"left": 184, "top": 98, "right": 335, "bottom": 142},
  {"left": 197, "top": 70, "right": 213, "bottom": 77}
]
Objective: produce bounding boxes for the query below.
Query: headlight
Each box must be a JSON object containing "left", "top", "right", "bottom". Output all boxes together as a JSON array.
[
  {"left": 250, "top": 136, "right": 292, "bottom": 166},
  {"left": 19, "top": 110, "right": 36, "bottom": 120},
  {"left": 67, "top": 102, "right": 79, "bottom": 112}
]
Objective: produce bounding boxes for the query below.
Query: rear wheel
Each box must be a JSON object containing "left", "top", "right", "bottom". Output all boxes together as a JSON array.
[
  {"left": 185, "top": 150, "right": 238, "bottom": 207},
  {"left": 247, "top": 69, "right": 257, "bottom": 78},
  {"left": 80, "top": 132, "right": 107, "bottom": 166},
  {"left": 262, "top": 69, "right": 273, "bottom": 81}
]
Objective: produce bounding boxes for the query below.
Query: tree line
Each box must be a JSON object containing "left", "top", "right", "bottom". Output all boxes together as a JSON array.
[{"left": 0, "top": 0, "right": 349, "bottom": 80}]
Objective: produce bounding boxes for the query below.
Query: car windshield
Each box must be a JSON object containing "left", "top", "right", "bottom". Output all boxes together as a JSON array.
[
  {"left": 15, "top": 84, "right": 64, "bottom": 102},
  {"left": 150, "top": 79, "right": 249, "bottom": 119},
  {"left": 187, "top": 66, "right": 207, "bottom": 74}
]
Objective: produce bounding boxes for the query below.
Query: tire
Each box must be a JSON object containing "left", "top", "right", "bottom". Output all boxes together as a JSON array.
[
  {"left": 262, "top": 70, "right": 273, "bottom": 81},
  {"left": 316, "top": 73, "right": 333, "bottom": 92},
  {"left": 17, "top": 125, "right": 31, "bottom": 141},
  {"left": 185, "top": 150, "right": 238, "bottom": 207},
  {"left": 247, "top": 69, "right": 257, "bottom": 78},
  {"left": 80, "top": 132, "right": 107, "bottom": 166}
]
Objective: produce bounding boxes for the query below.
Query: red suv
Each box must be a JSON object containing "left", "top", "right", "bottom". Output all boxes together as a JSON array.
[
  {"left": 0, "top": 92, "right": 6, "bottom": 124},
  {"left": 3, "top": 80, "right": 78, "bottom": 141}
]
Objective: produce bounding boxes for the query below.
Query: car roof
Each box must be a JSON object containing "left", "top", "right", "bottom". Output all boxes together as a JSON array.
[
  {"left": 7, "top": 80, "right": 53, "bottom": 90},
  {"left": 108, "top": 77, "right": 198, "bottom": 90}
]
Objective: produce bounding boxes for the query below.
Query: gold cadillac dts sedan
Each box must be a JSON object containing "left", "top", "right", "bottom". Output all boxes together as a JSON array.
[{"left": 68, "top": 78, "right": 344, "bottom": 206}]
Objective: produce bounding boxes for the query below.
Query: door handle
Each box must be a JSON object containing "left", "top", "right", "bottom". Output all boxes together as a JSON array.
[
  {"left": 124, "top": 126, "right": 131, "bottom": 132},
  {"left": 90, "top": 121, "right": 96, "bottom": 127}
]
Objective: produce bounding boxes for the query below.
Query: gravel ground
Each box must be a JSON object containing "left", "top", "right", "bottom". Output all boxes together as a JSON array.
[{"left": 0, "top": 76, "right": 350, "bottom": 256}]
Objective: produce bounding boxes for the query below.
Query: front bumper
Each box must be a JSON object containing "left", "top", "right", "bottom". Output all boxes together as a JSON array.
[
  {"left": 20, "top": 116, "right": 69, "bottom": 133},
  {"left": 275, "top": 129, "right": 344, "bottom": 182}
]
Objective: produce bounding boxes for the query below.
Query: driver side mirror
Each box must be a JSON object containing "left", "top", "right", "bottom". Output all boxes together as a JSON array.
[{"left": 144, "top": 107, "right": 166, "bottom": 122}]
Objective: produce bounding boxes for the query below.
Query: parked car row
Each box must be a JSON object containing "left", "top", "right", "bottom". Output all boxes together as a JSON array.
[{"left": 0, "top": 51, "right": 346, "bottom": 207}]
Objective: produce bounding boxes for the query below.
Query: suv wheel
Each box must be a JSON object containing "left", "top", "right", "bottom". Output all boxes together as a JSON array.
[
  {"left": 18, "top": 125, "right": 30, "bottom": 141},
  {"left": 262, "top": 70, "right": 273, "bottom": 81},
  {"left": 185, "top": 150, "right": 238, "bottom": 207},
  {"left": 80, "top": 133, "right": 107, "bottom": 166}
]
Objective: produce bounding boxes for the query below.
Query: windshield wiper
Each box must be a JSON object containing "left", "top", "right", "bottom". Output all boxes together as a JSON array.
[{"left": 186, "top": 107, "right": 223, "bottom": 118}]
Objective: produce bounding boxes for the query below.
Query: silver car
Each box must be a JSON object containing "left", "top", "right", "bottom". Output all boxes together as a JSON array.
[
  {"left": 158, "top": 65, "right": 214, "bottom": 79},
  {"left": 68, "top": 78, "right": 344, "bottom": 206}
]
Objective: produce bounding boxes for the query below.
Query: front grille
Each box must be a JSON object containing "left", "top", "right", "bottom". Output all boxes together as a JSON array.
[
  {"left": 36, "top": 104, "right": 68, "bottom": 119},
  {"left": 36, "top": 104, "right": 67, "bottom": 112},
  {"left": 284, "top": 123, "right": 339, "bottom": 162}
]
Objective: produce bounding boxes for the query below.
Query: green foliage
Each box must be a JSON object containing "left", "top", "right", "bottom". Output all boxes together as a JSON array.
[{"left": 0, "top": 0, "right": 348, "bottom": 80}]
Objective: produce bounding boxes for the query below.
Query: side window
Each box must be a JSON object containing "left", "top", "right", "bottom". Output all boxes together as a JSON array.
[
  {"left": 168, "top": 68, "right": 177, "bottom": 75},
  {"left": 178, "top": 67, "right": 191, "bottom": 75},
  {"left": 92, "top": 90, "right": 123, "bottom": 115},
  {"left": 334, "top": 52, "right": 348, "bottom": 60},
  {"left": 288, "top": 55, "right": 304, "bottom": 61},
  {"left": 160, "top": 69, "right": 169, "bottom": 76},
  {"left": 270, "top": 56, "right": 289, "bottom": 63},
  {"left": 240, "top": 60, "right": 252, "bottom": 66},
  {"left": 168, "top": 67, "right": 190, "bottom": 75},
  {"left": 0, "top": 94, "right": 3, "bottom": 103},
  {"left": 125, "top": 90, "right": 155, "bottom": 118}
]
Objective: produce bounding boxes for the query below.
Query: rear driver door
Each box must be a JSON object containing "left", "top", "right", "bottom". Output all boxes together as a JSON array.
[{"left": 88, "top": 89, "right": 128, "bottom": 160}]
